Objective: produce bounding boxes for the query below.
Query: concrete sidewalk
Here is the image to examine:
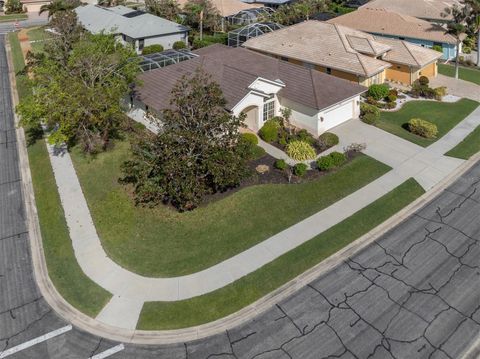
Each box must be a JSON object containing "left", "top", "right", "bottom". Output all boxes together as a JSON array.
[{"left": 47, "top": 105, "right": 479, "bottom": 330}]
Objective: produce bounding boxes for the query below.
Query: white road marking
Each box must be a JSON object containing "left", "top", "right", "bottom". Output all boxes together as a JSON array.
[
  {"left": 0, "top": 325, "right": 72, "bottom": 358},
  {"left": 89, "top": 344, "right": 125, "bottom": 359}
]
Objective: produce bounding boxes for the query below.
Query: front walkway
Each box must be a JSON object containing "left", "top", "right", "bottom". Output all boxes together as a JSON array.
[
  {"left": 429, "top": 74, "right": 480, "bottom": 102},
  {"left": 47, "top": 105, "right": 480, "bottom": 330}
]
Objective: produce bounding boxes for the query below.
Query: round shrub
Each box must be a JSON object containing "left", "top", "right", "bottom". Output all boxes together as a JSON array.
[
  {"left": 318, "top": 132, "right": 339, "bottom": 150},
  {"left": 367, "top": 84, "right": 389, "bottom": 101},
  {"left": 388, "top": 89, "right": 398, "bottom": 97},
  {"left": 173, "top": 41, "right": 187, "bottom": 50},
  {"left": 293, "top": 163, "right": 308, "bottom": 177},
  {"left": 142, "top": 44, "right": 164, "bottom": 55},
  {"left": 258, "top": 120, "right": 280, "bottom": 143},
  {"left": 274, "top": 159, "right": 288, "bottom": 170},
  {"left": 316, "top": 155, "right": 335, "bottom": 171},
  {"left": 360, "top": 102, "right": 380, "bottom": 117},
  {"left": 296, "top": 129, "right": 316, "bottom": 145},
  {"left": 418, "top": 76, "right": 429, "bottom": 86},
  {"left": 463, "top": 46, "right": 471, "bottom": 54},
  {"left": 286, "top": 140, "right": 316, "bottom": 161},
  {"left": 241, "top": 132, "right": 258, "bottom": 145},
  {"left": 386, "top": 94, "right": 397, "bottom": 103},
  {"left": 434, "top": 86, "right": 447, "bottom": 100},
  {"left": 407, "top": 118, "right": 438, "bottom": 139},
  {"left": 329, "top": 151, "right": 347, "bottom": 167}
]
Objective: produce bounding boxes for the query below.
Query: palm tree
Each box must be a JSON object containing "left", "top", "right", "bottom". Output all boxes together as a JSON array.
[
  {"left": 39, "top": 0, "right": 79, "bottom": 18},
  {"left": 97, "top": 0, "right": 125, "bottom": 7},
  {"left": 442, "top": 4, "right": 468, "bottom": 79}
]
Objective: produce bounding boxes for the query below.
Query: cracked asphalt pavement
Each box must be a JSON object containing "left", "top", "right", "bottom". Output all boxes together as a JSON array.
[{"left": 1, "top": 34, "right": 479, "bottom": 358}]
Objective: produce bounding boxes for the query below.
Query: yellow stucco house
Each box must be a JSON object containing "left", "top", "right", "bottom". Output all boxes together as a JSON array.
[{"left": 243, "top": 21, "right": 442, "bottom": 86}]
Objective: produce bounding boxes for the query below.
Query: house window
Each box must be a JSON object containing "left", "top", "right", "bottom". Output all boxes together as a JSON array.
[
  {"left": 263, "top": 100, "right": 275, "bottom": 121},
  {"left": 326, "top": 67, "right": 332, "bottom": 74},
  {"left": 138, "top": 39, "right": 145, "bottom": 51}
]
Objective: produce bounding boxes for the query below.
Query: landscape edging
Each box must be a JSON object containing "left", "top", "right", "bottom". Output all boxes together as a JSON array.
[{"left": 8, "top": 35, "right": 480, "bottom": 344}]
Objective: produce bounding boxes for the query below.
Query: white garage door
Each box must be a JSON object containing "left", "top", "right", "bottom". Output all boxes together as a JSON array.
[{"left": 323, "top": 100, "right": 354, "bottom": 131}]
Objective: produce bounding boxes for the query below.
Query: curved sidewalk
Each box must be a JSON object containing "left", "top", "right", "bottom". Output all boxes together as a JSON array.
[{"left": 45, "top": 106, "right": 480, "bottom": 330}]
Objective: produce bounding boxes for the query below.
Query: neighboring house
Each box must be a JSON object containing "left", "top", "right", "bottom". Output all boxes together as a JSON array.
[
  {"left": 360, "top": 0, "right": 460, "bottom": 24},
  {"left": 243, "top": 21, "right": 441, "bottom": 86},
  {"left": 329, "top": 8, "right": 459, "bottom": 60},
  {"left": 75, "top": 5, "right": 189, "bottom": 54},
  {"left": 19, "top": 0, "right": 48, "bottom": 12},
  {"left": 133, "top": 44, "right": 366, "bottom": 136}
]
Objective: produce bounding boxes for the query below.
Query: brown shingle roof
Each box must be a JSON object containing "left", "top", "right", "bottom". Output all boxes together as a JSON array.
[
  {"left": 328, "top": 8, "right": 458, "bottom": 45},
  {"left": 243, "top": 21, "right": 392, "bottom": 77},
  {"left": 136, "top": 44, "right": 366, "bottom": 113}
]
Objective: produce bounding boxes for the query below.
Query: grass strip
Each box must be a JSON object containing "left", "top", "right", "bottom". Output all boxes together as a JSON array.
[
  {"left": 438, "top": 63, "right": 480, "bottom": 86},
  {"left": 446, "top": 125, "right": 480, "bottom": 159},
  {"left": 138, "top": 178, "right": 425, "bottom": 330}
]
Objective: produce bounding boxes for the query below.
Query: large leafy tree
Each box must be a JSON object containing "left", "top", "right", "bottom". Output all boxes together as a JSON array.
[
  {"left": 17, "top": 32, "right": 138, "bottom": 153},
  {"left": 273, "top": 0, "right": 327, "bottom": 25},
  {"left": 145, "top": 0, "right": 180, "bottom": 21},
  {"left": 121, "top": 69, "right": 250, "bottom": 211}
]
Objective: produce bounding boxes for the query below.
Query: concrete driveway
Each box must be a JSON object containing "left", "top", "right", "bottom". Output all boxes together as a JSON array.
[{"left": 429, "top": 74, "right": 480, "bottom": 102}]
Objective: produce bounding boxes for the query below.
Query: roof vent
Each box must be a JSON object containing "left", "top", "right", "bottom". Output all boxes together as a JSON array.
[{"left": 123, "top": 10, "right": 145, "bottom": 18}]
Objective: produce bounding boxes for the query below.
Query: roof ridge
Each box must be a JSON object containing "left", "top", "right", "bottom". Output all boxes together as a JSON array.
[{"left": 401, "top": 41, "right": 421, "bottom": 67}]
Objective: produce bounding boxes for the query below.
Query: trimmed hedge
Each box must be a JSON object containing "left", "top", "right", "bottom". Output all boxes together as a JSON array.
[
  {"left": 407, "top": 118, "right": 438, "bottom": 138},
  {"left": 318, "top": 132, "right": 339, "bottom": 150},
  {"left": 258, "top": 120, "right": 280, "bottom": 143},
  {"left": 142, "top": 44, "right": 164, "bottom": 55},
  {"left": 286, "top": 140, "right": 316, "bottom": 161},
  {"left": 293, "top": 163, "right": 308, "bottom": 177},
  {"left": 173, "top": 41, "right": 187, "bottom": 50},
  {"left": 317, "top": 151, "right": 347, "bottom": 171}
]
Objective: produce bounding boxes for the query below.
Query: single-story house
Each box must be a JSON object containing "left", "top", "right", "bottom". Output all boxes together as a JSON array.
[
  {"left": 133, "top": 44, "right": 366, "bottom": 136},
  {"left": 328, "top": 8, "right": 460, "bottom": 60},
  {"left": 243, "top": 21, "right": 442, "bottom": 86},
  {"left": 359, "top": 0, "right": 460, "bottom": 24},
  {"left": 75, "top": 5, "right": 190, "bottom": 54}
]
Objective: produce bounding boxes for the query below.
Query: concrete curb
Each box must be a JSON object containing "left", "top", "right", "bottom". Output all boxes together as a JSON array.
[{"left": 8, "top": 35, "right": 480, "bottom": 345}]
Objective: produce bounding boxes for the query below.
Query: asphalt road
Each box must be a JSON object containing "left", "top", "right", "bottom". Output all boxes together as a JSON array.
[{"left": 1, "top": 34, "right": 479, "bottom": 358}]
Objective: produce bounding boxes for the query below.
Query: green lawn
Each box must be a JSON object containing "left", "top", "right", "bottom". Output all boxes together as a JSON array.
[
  {"left": 138, "top": 178, "right": 425, "bottom": 329},
  {"left": 446, "top": 125, "right": 480, "bottom": 159},
  {"left": 0, "top": 13, "right": 28, "bottom": 22},
  {"left": 70, "top": 141, "right": 391, "bottom": 277},
  {"left": 377, "top": 99, "right": 479, "bottom": 147},
  {"left": 438, "top": 63, "right": 480, "bottom": 86},
  {"left": 7, "top": 31, "right": 30, "bottom": 100},
  {"left": 10, "top": 30, "right": 111, "bottom": 317}
]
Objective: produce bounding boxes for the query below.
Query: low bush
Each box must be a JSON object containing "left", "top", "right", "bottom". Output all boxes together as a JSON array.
[
  {"left": 329, "top": 151, "right": 347, "bottom": 167},
  {"left": 241, "top": 132, "right": 258, "bottom": 145},
  {"left": 385, "top": 102, "right": 396, "bottom": 109},
  {"left": 411, "top": 81, "right": 436, "bottom": 99},
  {"left": 173, "top": 41, "right": 187, "bottom": 50},
  {"left": 367, "top": 84, "right": 389, "bottom": 101},
  {"left": 386, "top": 94, "right": 397, "bottom": 103},
  {"left": 318, "top": 132, "right": 339, "bottom": 150},
  {"left": 366, "top": 96, "right": 379, "bottom": 106},
  {"left": 360, "top": 102, "right": 380, "bottom": 124},
  {"left": 361, "top": 113, "right": 377, "bottom": 125},
  {"left": 293, "top": 163, "right": 308, "bottom": 177},
  {"left": 434, "top": 86, "right": 447, "bottom": 100},
  {"left": 296, "top": 129, "right": 316, "bottom": 145},
  {"left": 407, "top": 118, "right": 438, "bottom": 139},
  {"left": 432, "top": 45, "right": 443, "bottom": 53},
  {"left": 316, "top": 155, "right": 335, "bottom": 171},
  {"left": 258, "top": 120, "right": 280, "bottom": 143},
  {"left": 142, "top": 44, "right": 164, "bottom": 55},
  {"left": 344, "top": 142, "right": 367, "bottom": 153},
  {"left": 286, "top": 140, "right": 316, "bottom": 161},
  {"left": 274, "top": 159, "right": 288, "bottom": 170},
  {"left": 418, "top": 76, "right": 429, "bottom": 86},
  {"left": 463, "top": 46, "right": 471, "bottom": 54}
]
